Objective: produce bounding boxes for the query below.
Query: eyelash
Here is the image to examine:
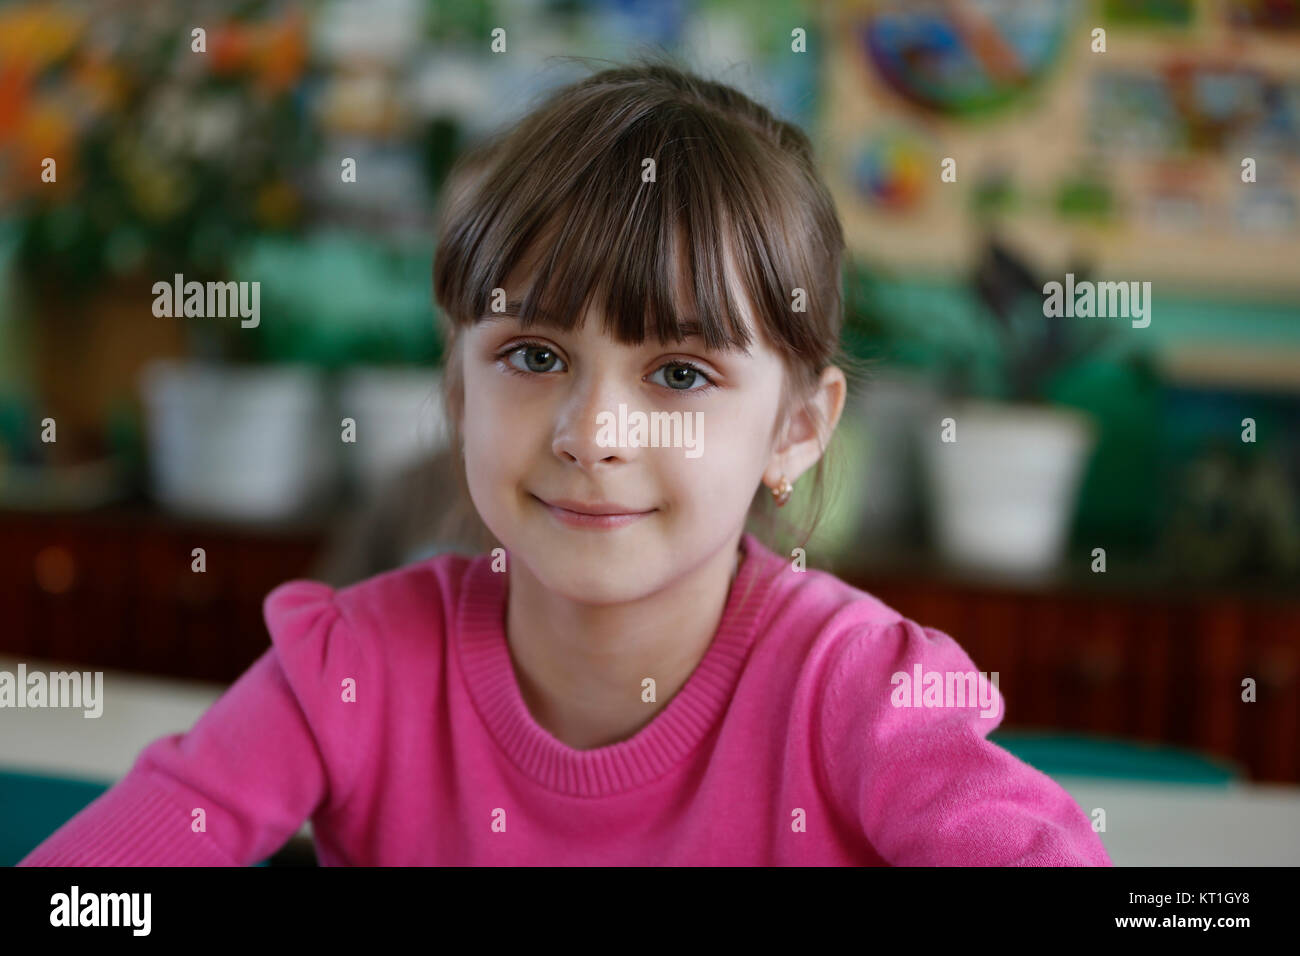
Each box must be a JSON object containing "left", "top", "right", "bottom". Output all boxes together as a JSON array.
[{"left": 495, "top": 339, "right": 719, "bottom": 394}]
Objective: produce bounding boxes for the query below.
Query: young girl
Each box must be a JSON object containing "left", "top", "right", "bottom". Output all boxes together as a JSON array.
[{"left": 21, "top": 58, "right": 1111, "bottom": 866}]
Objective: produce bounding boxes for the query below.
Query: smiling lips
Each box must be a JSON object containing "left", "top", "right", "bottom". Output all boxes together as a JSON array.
[{"left": 534, "top": 495, "right": 656, "bottom": 529}]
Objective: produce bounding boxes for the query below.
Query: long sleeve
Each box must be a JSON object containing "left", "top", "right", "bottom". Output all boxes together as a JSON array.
[
  {"left": 817, "top": 617, "right": 1112, "bottom": 866},
  {"left": 19, "top": 580, "right": 369, "bottom": 866}
]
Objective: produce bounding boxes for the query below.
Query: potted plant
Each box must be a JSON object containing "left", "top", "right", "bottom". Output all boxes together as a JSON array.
[
  {"left": 915, "top": 235, "right": 1111, "bottom": 576},
  {"left": 237, "top": 231, "right": 446, "bottom": 503},
  {"left": 1, "top": 1, "right": 314, "bottom": 511}
]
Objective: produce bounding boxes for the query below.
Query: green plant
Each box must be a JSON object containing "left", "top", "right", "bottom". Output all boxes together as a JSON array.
[
  {"left": 5, "top": 0, "right": 316, "bottom": 300},
  {"left": 965, "top": 236, "right": 1118, "bottom": 403},
  {"left": 842, "top": 238, "right": 1125, "bottom": 404}
]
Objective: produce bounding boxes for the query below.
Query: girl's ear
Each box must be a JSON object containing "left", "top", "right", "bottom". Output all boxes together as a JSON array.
[{"left": 763, "top": 365, "right": 847, "bottom": 486}]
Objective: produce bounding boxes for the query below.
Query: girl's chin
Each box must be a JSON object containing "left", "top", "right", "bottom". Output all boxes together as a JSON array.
[
  {"left": 532, "top": 569, "right": 661, "bottom": 606},
  {"left": 514, "top": 541, "right": 667, "bottom": 582}
]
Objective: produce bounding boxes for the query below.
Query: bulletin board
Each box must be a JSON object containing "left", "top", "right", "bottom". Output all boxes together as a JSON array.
[{"left": 818, "top": 0, "right": 1300, "bottom": 299}]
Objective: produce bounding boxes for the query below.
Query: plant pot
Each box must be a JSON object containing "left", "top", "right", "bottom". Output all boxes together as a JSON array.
[
  {"left": 918, "top": 399, "right": 1098, "bottom": 576},
  {"left": 140, "top": 359, "right": 335, "bottom": 521}
]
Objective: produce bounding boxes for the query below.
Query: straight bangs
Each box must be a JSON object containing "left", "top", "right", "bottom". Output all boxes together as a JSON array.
[{"left": 434, "top": 69, "right": 837, "bottom": 365}]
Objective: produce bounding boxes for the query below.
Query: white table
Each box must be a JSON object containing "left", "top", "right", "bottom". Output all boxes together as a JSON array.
[
  {"left": 0, "top": 654, "right": 312, "bottom": 840},
  {"left": 1056, "top": 775, "right": 1300, "bottom": 866}
]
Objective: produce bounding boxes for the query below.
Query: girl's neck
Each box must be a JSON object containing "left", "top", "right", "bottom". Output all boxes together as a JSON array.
[{"left": 504, "top": 535, "right": 744, "bottom": 751}]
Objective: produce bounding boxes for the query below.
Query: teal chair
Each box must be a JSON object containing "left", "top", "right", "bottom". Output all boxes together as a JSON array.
[
  {"left": 988, "top": 730, "right": 1242, "bottom": 785},
  {"left": 0, "top": 768, "right": 282, "bottom": 866}
]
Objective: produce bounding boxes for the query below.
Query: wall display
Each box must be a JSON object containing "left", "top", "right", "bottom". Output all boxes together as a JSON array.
[{"left": 825, "top": 0, "right": 1300, "bottom": 295}]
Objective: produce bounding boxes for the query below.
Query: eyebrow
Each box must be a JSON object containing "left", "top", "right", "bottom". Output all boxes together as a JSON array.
[{"left": 478, "top": 301, "right": 750, "bottom": 355}]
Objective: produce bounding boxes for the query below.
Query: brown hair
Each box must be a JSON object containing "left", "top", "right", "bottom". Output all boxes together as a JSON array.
[{"left": 431, "top": 53, "right": 869, "bottom": 568}]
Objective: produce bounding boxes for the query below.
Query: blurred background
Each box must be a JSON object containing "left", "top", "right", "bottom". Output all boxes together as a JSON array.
[{"left": 1, "top": 0, "right": 1298, "bottom": 865}]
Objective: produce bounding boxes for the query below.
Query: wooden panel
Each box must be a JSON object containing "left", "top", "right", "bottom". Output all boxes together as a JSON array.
[
  {"left": 1021, "top": 595, "right": 1069, "bottom": 728},
  {"left": 1129, "top": 601, "right": 1174, "bottom": 742},
  {"left": 0, "top": 507, "right": 324, "bottom": 683},
  {"left": 1079, "top": 602, "right": 1130, "bottom": 738},
  {"left": 844, "top": 567, "right": 1300, "bottom": 783},
  {"left": 1195, "top": 600, "right": 1247, "bottom": 761},
  {"left": 1240, "top": 602, "right": 1300, "bottom": 782}
]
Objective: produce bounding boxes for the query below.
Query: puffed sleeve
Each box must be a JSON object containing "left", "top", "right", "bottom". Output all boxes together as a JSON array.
[
  {"left": 817, "top": 617, "right": 1112, "bottom": 866},
  {"left": 19, "top": 580, "right": 370, "bottom": 866}
]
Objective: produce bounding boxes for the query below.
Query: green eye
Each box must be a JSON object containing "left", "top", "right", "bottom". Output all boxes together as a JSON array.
[
  {"left": 499, "top": 344, "right": 716, "bottom": 395},
  {"left": 651, "top": 362, "right": 713, "bottom": 391},
  {"left": 507, "top": 344, "right": 565, "bottom": 374}
]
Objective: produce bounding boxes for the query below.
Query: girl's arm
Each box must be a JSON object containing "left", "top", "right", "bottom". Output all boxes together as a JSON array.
[
  {"left": 817, "top": 617, "right": 1113, "bottom": 866},
  {"left": 19, "top": 581, "right": 368, "bottom": 866}
]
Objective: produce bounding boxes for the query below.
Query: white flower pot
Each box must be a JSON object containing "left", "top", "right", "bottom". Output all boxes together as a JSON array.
[
  {"left": 140, "top": 360, "right": 334, "bottom": 521},
  {"left": 918, "top": 400, "right": 1098, "bottom": 575}
]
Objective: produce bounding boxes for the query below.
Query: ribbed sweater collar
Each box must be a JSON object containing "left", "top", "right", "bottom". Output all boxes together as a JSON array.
[{"left": 454, "top": 532, "right": 782, "bottom": 797}]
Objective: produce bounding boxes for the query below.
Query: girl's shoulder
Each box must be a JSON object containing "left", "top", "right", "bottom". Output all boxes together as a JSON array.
[
  {"left": 262, "top": 547, "right": 482, "bottom": 667},
  {"left": 749, "top": 544, "right": 908, "bottom": 644},
  {"left": 750, "top": 550, "right": 987, "bottom": 695}
]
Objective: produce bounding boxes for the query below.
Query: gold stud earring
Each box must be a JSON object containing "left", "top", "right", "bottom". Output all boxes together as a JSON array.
[{"left": 770, "top": 476, "right": 793, "bottom": 507}]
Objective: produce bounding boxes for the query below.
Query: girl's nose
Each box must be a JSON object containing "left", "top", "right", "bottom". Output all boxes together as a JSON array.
[{"left": 551, "top": 374, "right": 635, "bottom": 469}]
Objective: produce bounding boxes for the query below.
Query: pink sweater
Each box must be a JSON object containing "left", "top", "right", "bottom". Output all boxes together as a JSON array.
[{"left": 20, "top": 532, "right": 1111, "bottom": 866}]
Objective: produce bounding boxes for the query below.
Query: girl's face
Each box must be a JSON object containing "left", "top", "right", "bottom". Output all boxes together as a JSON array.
[{"left": 457, "top": 270, "right": 792, "bottom": 604}]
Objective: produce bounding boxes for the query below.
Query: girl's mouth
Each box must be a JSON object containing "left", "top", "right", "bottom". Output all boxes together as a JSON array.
[{"left": 531, "top": 494, "right": 656, "bottom": 530}]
